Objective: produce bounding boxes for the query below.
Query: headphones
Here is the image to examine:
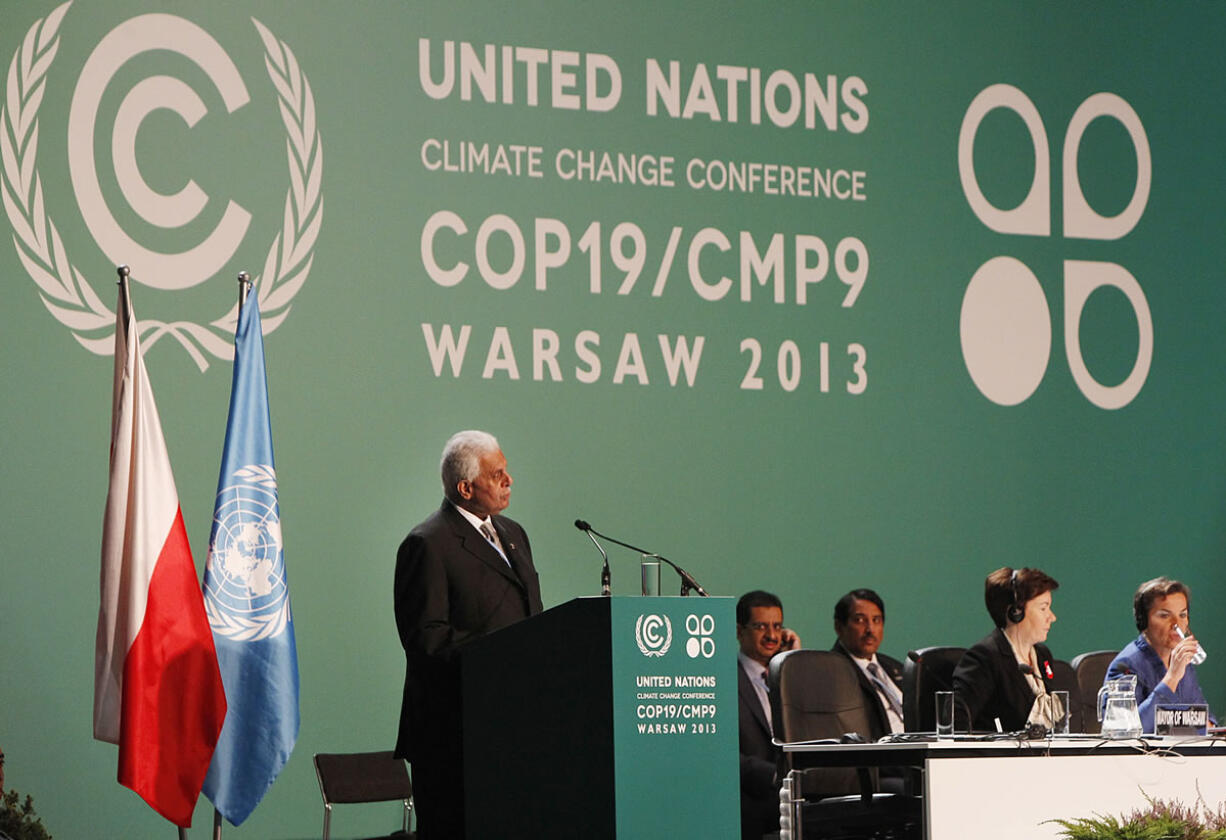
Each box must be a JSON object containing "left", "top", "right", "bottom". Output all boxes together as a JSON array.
[{"left": 1006, "top": 568, "right": 1025, "bottom": 624}]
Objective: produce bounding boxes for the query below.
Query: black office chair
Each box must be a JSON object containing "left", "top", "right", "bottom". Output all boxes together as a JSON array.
[
  {"left": 1071, "top": 650, "right": 1117, "bottom": 735},
  {"left": 769, "top": 649, "right": 919, "bottom": 838},
  {"left": 313, "top": 751, "right": 415, "bottom": 840},
  {"left": 901, "top": 646, "right": 966, "bottom": 732}
]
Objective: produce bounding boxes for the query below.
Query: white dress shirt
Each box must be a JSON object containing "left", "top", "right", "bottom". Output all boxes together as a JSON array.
[
  {"left": 452, "top": 502, "right": 509, "bottom": 564},
  {"left": 738, "top": 651, "right": 773, "bottom": 730},
  {"left": 846, "top": 651, "right": 905, "bottom": 734}
]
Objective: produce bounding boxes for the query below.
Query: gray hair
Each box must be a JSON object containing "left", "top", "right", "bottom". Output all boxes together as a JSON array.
[{"left": 440, "top": 430, "right": 500, "bottom": 504}]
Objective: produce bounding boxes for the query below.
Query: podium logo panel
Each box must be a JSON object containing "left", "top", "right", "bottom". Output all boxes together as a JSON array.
[
  {"left": 635, "top": 613, "right": 673, "bottom": 657},
  {"left": 685, "top": 613, "right": 716, "bottom": 659}
]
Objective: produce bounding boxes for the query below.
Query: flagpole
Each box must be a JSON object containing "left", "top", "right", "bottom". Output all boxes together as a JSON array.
[
  {"left": 237, "top": 270, "right": 251, "bottom": 311},
  {"left": 206, "top": 265, "right": 299, "bottom": 831},
  {"left": 116, "top": 262, "right": 129, "bottom": 299},
  {"left": 212, "top": 270, "right": 249, "bottom": 840},
  {"left": 115, "top": 263, "right": 194, "bottom": 840}
]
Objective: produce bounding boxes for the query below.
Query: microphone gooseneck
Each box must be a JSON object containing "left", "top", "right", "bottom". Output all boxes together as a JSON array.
[
  {"left": 575, "top": 519, "right": 610, "bottom": 596},
  {"left": 574, "top": 519, "right": 709, "bottom": 596}
]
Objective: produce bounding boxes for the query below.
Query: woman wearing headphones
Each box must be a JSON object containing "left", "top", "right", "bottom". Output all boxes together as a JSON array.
[
  {"left": 953, "top": 567, "right": 1061, "bottom": 733},
  {"left": 1105, "top": 576, "right": 1214, "bottom": 732}
]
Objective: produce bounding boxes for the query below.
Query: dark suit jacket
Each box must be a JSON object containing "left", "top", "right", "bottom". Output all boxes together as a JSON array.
[
  {"left": 952, "top": 628, "right": 1056, "bottom": 733},
  {"left": 394, "top": 500, "right": 543, "bottom": 760},
  {"left": 831, "top": 643, "right": 904, "bottom": 740},
  {"left": 737, "top": 661, "right": 779, "bottom": 840}
]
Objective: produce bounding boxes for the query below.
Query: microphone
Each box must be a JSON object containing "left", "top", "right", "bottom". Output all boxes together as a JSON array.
[
  {"left": 1013, "top": 663, "right": 1053, "bottom": 738},
  {"left": 574, "top": 520, "right": 610, "bottom": 596},
  {"left": 1024, "top": 722, "right": 1050, "bottom": 740},
  {"left": 573, "top": 519, "right": 709, "bottom": 596}
]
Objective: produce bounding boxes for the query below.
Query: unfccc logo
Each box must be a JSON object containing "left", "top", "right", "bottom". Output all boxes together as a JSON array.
[
  {"left": 635, "top": 613, "right": 672, "bottom": 657},
  {"left": 958, "top": 83, "right": 1151, "bottom": 409},
  {"left": 0, "top": 3, "right": 323, "bottom": 370}
]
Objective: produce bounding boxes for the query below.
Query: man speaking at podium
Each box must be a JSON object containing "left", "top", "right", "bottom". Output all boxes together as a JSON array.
[{"left": 394, "top": 430, "right": 543, "bottom": 839}]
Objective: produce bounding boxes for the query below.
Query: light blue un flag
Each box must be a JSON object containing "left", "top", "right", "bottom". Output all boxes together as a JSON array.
[{"left": 201, "top": 293, "right": 300, "bottom": 826}]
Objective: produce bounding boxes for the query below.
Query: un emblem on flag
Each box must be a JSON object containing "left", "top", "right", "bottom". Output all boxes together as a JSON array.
[{"left": 204, "top": 465, "right": 291, "bottom": 642}]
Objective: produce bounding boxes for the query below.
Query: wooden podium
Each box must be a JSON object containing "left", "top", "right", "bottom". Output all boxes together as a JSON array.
[{"left": 462, "top": 596, "right": 739, "bottom": 839}]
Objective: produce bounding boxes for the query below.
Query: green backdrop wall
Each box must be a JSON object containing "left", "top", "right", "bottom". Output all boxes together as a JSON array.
[{"left": 2, "top": 1, "right": 1224, "bottom": 837}]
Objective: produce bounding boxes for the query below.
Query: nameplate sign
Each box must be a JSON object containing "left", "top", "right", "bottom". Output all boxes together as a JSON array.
[{"left": 1155, "top": 704, "right": 1208, "bottom": 736}]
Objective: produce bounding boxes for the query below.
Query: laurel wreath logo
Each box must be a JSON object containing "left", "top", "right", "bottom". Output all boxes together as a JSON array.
[
  {"left": 207, "top": 593, "right": 291, "bottom": 643},
  {"left": 0, "top": 3, "right": 323, "bottom": 371},
  {"left": 635, "top": 613, "right": 673, "bottom": 658},
  {"left": 234, "top": 463, "right": 278, "bottom": 490}
]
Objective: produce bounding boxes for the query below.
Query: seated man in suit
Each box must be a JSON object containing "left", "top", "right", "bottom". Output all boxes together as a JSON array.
[
  {"left": 831, "top": 589, "right": 905, "bottom": 738},
  {"left": 736, "top": 590, "right": 801, "bottom": 840}
]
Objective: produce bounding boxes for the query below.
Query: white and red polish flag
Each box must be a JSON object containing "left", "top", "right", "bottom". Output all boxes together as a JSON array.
[{"left": 92, "top": 275, "right": 227, "bottom": 827}]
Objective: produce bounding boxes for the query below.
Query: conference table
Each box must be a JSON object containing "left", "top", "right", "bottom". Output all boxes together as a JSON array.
[{"left": 782, "top": 735, "right": 1226, "bottom": 839}]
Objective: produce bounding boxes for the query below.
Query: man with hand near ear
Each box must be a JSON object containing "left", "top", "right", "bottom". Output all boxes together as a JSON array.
[{"left": 735, "top": 590, "right": 801, "bottom": 840}]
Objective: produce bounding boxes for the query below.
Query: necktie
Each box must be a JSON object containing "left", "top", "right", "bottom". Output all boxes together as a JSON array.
[
  {"left": 867, "top": 662, "right": 903, "bottom": 719},
  {"left": 760, "top": 669, "right": 773, "bottom": 728},
  {"left": 480, "top": 522, "right": 510, "bottom": 566}
]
